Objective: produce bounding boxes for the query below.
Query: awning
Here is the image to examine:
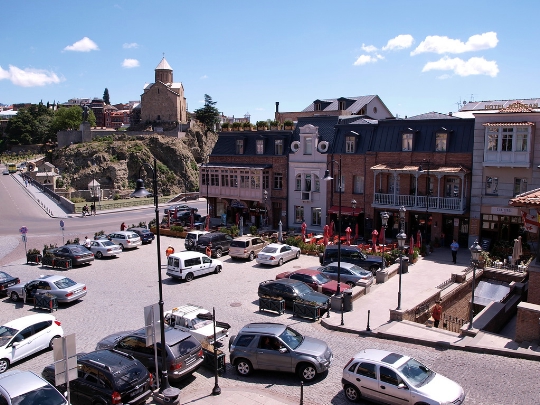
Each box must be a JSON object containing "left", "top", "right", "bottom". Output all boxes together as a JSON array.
[{"left": 327, "top": 206, "right": 362, "bottom": 215}]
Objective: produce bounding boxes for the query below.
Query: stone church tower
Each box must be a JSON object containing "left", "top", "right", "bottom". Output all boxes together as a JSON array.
[{"left": 140, "top": 57, "right": 187, "bottom": 124}]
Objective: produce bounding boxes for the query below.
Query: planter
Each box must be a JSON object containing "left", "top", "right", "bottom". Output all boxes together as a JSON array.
[
  {"left": 26, "top": 254, "right": 42, "bottom": 264},
  {"left": 150, "top": 227, "right": 187, "bottom": 238},
  {"left": 202, "top": 347, "right": 226, "bottom": 375},
  {"left": 293, "top": 301, "right": 324, "bottom": 321},
  {"left": 284, "top": 126, "right": 293, "bottom": 130},
  {"left": 270, "top": 126, "right": 279, "bottom": 131},
  {"left": 259, "top": 297, "right": 285, "bottom": 315},
  {"left": 42, "top": 256, "right": 72, "bottom": 270}
]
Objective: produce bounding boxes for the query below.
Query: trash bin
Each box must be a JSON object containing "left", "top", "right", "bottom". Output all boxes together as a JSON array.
[
  {"left": 343, "top": 289, "right": 353, "bottom": 312},
  {"left": 401, "top": 257, "right": 409, "bottom": 274}
]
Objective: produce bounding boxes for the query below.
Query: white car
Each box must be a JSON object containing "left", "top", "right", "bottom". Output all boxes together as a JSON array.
[
  {"left": 0, "top": 370, "right": 68, "bottom": 405},
  {"left": 88, "top": 239, "right": 122, "bottom": 259},
  {"left": 0, "top": 314, "right": 64, "bottom": 373},
  {"left": 166, "top": 252, "right": 223, "bottom": 281},
  {"left": 164, "top": 305, "right": 230, "bottom": 345},
  {"left": 256, "top": 243, "right": 301, "bottom": 266},
  {"left": 106, "top": 231, "right": 142, "bottom": 250},
  {"left": 7, "top": 275, "right": 87, "bottom": 304},
  {"left": 342, "top": 348, "right": 465, "bottom": 404}
]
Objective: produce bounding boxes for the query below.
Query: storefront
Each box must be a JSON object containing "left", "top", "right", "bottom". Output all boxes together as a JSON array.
[{"left": 480, "top": 206, "right": 524, "bottom": 248}]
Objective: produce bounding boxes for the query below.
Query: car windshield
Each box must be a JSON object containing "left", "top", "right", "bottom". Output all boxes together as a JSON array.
[
  {"left": 114, "top": 363, "right": 147, "bottom": 391},
  {"left": 11, "top": 383, "right": 66, "bottom": 405},
  {"left": 54, "top": 277, "right": 77, "bottom": 289},
  {"left": 0, "top": 271, "right": 11, "bottom": 280},
  {"left": 70, "top": 246, "right": 88, "bottom": 254},
  {"left": 348, "top": 265, "right": 371, "bottom": 276},
  {"left": 168, "top": 336, "right": 199, "bottom": 357},
  {"left": 230, "top": 241, "right": 247, "bottom": 248},
  {"left": 312, "top": 273, "right": 331, "bottom": 284},
  {"left": 102, "top": 240, "right": 115, "bottom": 247},
  {"left": 192, "top": 318, "right": 213, "bottom": 329},
  {"left": 397, "top": 357, "right": 434, "bottom": 387},
  {"left": 261, "top": 246, "right": 278, "bottom": 253},
  {"left": 295, "top": 283, "right": 314, "bottom": 294},
  {"left": 279, "top": 327, "right": 304, "bottom": 350},
  {"left": 128, "top": 233, "right": 138, "bottom": 239},
  {"left": 0, "top": 325, "right": 18, "bottom": 346}
]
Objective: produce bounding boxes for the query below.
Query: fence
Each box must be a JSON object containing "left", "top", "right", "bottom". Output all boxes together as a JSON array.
[{"left": 74, "top": 196, "right": 171, "bottom": 213}]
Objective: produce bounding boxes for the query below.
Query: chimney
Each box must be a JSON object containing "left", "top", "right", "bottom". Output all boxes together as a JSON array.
[
  {"left": 449, "top": 112, "right": 453, "bottom": 116},
  {"left": 275, "top": 102, "right": 279, "bottom": 113}
]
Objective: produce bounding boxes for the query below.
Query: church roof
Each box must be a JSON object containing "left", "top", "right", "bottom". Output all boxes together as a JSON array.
[{"left": 155, "top": 57, "right": 172, "bottom": 70}]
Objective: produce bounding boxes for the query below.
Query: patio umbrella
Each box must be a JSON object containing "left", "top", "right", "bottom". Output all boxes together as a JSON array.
[
  {"left": 301, "top": 221, "right": 307, "bottom": 241},
  {"left": 379, "top": 227, "right": 386, "bottom": 246},
  {"left": 323, "top": 224, "right": 329, "bottom": 246},
  {"left": 239, "top": 216, "right": 244, "bottom": 236},
  {"left": 278, "top": 221, "right": 283, "bottom": 243},
  {"left": 416, "top": 230, "right": 422, "bottom": 248},
  {"left": 512, "top": 237, "right": 522, "bottom": 265},
  {"left": 371, "top": 229, "right": 379, "bottom": 253},
  {"left": 236, "top": 212, "right": 240, "bottom": 226},
  {"left": 205, "top": 215, "right": 210, "bottom": 231},
  {"left": 329, "top": 221, "right": 335, "bottom": 237},
  {"left": 345, "top": 227, "right": 352, "bottom": 245},
  {"left": 409, "top": 235, "right": 414, "bottom": 255}
]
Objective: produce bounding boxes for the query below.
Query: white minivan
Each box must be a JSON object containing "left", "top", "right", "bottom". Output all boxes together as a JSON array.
[{"left": 166, "top": 252, "right": 223, "bottom": 282}]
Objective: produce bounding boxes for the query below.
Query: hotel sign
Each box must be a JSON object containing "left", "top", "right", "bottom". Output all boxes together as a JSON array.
[
  {"left": 491, "top": 206, "right": 519, "bottom": 216},
  {"left": 485, "top": 103, "right": 538, "bottom": 110}
]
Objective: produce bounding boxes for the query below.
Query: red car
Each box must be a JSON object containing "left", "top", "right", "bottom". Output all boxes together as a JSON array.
[{"left": 275, "top": 269, "right": 349, "bottom": 296}]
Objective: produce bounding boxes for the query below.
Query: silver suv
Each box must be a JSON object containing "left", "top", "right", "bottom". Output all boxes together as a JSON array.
[
  {"left": 229, "top": 236, "right": 267, "bottom": 261},
  {"left": 229, "top": 323, "right": 333, "bottom": 381}
]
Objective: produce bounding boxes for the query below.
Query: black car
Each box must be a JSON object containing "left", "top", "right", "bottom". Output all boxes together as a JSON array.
[
  {"left": 319, "top": 245, "right": 384, "bottom": 274},
  {"left": 258, "top": 279, "right": 330, "bottom": 309},
  {"left": 164, "top": 204, "right": 198, "bottom": 215},
  {"left": 195, "top": 232, "right": 233, "bottom": 258},
  {"left": 170, "top": 211, "right": 202, "bottom": 226},
  {"left": 0, "top": 271, "right": 20, "bottom": 294},
  {"left": 96, "top": 327, "right": 204, "bottom": 382},
  {"left": 42, "top": 349, "right": 152, "bottom": 405},
  {"left": 127, "top": 227, "right": 155, "bottom": 244},
  {"left": 49, "top": 244, "right": 95, "bottom": 266}
]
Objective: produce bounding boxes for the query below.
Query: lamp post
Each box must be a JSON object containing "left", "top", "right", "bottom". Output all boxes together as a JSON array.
[
  {"left": 380, "top": 211, "right": 389, "bottom": 272},
  {"left": 263, "top": 190, "right": 268, "bottom": 227},
  {"left": 351, "top": 199, "right": 357, "bottom": 242},
  {"left": 417, "top": 159, "right": 431, "bottom": 244},
  {"left": 206, "top": 157, "right": 210, "bottom": 218},
  {"left": 396, "top": 206, "right": 407, "bottom": 310},
  {"left": 131, "top": 158, "right": 180, "bottom": 403},
  {"left": 468, "top": 240, "right": 483, "bottom": 330}
]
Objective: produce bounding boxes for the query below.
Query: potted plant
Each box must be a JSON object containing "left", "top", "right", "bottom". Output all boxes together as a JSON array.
[
  {"left": 232, "top": 122, "right": 242, "bottom": 131},
  {"left": 269, "top": 120, "right": 280, "bottom": 130},
  {"left": 293, "top": 298, "right": 325, "bottom": 321},
  {"left": 256, "top": 121, "right": 268, "bottom": 131},
  {"left": 259, "top": 295, "right": 285, "bottom": 315},
  {"left": 26, "top": 248, "right": 42, "bottom": 264},
  {"left": 242, "top": 121, "right": 252, "bottom": 131},
  {"left": 250, "top": 225, "right": 258, "bottom": 235},
  {"left": 284, "top": 120, "right": 294, "bottom": 130},
  {"left": 221, "top": 122, "right": 230, "bottom": 131}
]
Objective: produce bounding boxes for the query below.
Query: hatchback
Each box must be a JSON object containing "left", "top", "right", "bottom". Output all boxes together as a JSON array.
[
  {"left": 342, "top": 349, "right": 465, "bottom": 404},
  {"left": 229, "top": 236, "right": 267, "bottom": 261},
  {"left": 7, "top": 275, "right": 87, "bottom": 304},
  {"left": 107, "top": 231, "right": 142, "bottom": 250},
  {"left": 0, "top": 314, "right": 64, "bottom": 373},
  {"left": 88, "top": 239, "right": 122, "bottom": 259},
  {"left": 0, "top": 370, "right": 67, "bottom": 405}
]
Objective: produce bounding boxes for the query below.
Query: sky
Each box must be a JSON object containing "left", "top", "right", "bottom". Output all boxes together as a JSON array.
[{"left": 1, "top": 1, "right": 539, "bottom": 124}]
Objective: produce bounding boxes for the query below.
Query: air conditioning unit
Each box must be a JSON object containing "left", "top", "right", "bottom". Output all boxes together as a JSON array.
[
  {"left": 301, "top": 191, "right": 311, "bottom": 201},
  {"left": 291, "top": 141, "right": 300, "bottom": 152},
  {"left": 317, "top": 141, "right": 329, "bottom": 153}
]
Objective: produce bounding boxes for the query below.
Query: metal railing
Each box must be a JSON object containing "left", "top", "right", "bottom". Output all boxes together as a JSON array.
[
  {"left": 373, "top": 193, "right": 464, "bottom": 211},
  {"left": 442, "top": 314, "right": 466, "bottom": 333}
]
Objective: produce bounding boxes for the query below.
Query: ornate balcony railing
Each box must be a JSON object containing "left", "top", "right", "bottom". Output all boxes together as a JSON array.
[{"left": 373, "top": 193, "right": 465, "bottom": 213}]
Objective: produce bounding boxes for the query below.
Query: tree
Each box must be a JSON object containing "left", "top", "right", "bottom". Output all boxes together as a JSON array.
[
  {"left": 193, "top": 94, "right": 220, "bottom": 134},
  {"left": 103, "top": 88, "right": 110, "bottom": 105},
  {"left": 51, "top": 106, "right": 96, "bottom": 133},
  {"left": 4, "top": 104, "right": 53, "bottom": 145}
]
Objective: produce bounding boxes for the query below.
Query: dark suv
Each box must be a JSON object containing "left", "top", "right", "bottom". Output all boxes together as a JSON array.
[
  {"left": 95, "top": 327, "right": 204, "bottom": 382},
  {"left": 41, "top": 349, "right": 152, "bottom": 405},
  {"left": 127, "top": 227, "right": 155, "bottom": 244},
  {"left": 319, "top": 245, "right": 384, "bottom": 275},
  {"left": 195, "top": 232, "right": 233, "bottom": 258}
]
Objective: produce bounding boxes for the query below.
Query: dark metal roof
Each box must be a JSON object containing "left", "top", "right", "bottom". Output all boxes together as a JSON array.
[
  {"left": 460, "top": 98, "right": 540, "bottom": 111},
  {"left": 302, "top": 95, "right": 377, "bottom": 113},
  {"left": 406, "top": 112, "right": 460, "bottom": 120},
  {"left": 291, "top": 116, "right": 340, "bottom": 144},
  {"left": 332, "top": 122, "right": 376, "bottom": 154},
  {"left": 211, "top": 131, "right": 292, "bottom": 157}
]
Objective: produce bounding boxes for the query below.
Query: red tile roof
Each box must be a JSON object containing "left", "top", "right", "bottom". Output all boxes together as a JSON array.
[{"left": 509, "top": 188, "right": 540, "bottom": 207}]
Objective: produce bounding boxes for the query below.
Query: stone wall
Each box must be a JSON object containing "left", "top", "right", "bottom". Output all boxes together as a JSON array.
[
  {"left": 528, "top": 264, "right": 540, "bottom": 305},
  {"left": 515, "top": 301, "right": 540, "bottom": 343}
]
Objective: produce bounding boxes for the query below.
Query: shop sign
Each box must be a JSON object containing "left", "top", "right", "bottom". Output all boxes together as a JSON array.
[{"left": 491, "top": 206, "right": 519, "bottom": 216}]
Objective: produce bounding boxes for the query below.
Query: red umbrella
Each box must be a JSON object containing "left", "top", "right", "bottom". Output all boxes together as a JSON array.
[
  {"left": 205, "top": 215, "right": 210, "bottom": 231},
  {"left": 416, "top": 230, "right": 422, "bottom": 248},
  {"left": 301, "top": 222, "right": 307, "bottom": 241},
  {"left": 345, "top": 227, "right": 352, "bottom": 245},
  {"left": 409, "top": 235, "right": 414, "bottom": 255},
  {"left": 329, "top": 221, "right": 334, "bottom": 237},
  {"left": 323, "top": 224, "right": 329, "bottom": 246},
  {"left": 379, "top": 227, "right": 386, "bottom": 246},
  {"left": 371, "top": 229, "right": 379, "bottom": 253}
]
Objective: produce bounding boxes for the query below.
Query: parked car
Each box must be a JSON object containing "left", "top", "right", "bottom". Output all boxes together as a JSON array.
[
  {"left": 184, "top": 230, "right": 210, "bottom": 251},
  {"left": 342, "top": 348, "right": 465, "bottom": 404},
  {"left": 166, "top": 251, "right": 223, "bottom": 281},
  {"left": 164, "top": 204, "right": 198, "bottom": 215},
  {"left": 229, "top": 236, "right": 268, "bottom": 261},
  {"left": 7, "top": 275, "right": 87, "bottom": 304},
  {"left": 88, "top": 239, "right": 122, "bottom": 259},
  {"left": 256, "top": 243, "right": 300, "bottom": 266},
  {"left": 42, "top": 349, "right": 153, "bottom": 405},
  {"left": 171, "top": 210, "right": 201, "bottom": 226},
  {"left": 2, "top": 170, "right": 8, "bottom": 176},
  {"left": 96, "top": 327, "right": 204, "bottom": 382},
  {"left": 229, "top": 322, "right": 333, "bottom": 381},
  {"left": 195, "top": 232, "right": 233, "bottom": 258},
  {"left": 257, "top": 279, "right": 330, "bottom": 309},
  {"left": 0, "top": 370, "right": 68, "bottom": 405},
  {"left": 106, "top": 231, "right": 142, "bottom": 250},
  {"left": 127, "top": 227, "right": 155, "bottom": 244},
  {"left": 276, "top": 269, "right": 349, "bottom": 296},
  {"left": 317, "top": 262, "right": 374, "bottom": 288},
  {"left": 164, "top": 305, "right": 230, "bottom": 345},
  {"left": 0, "top": 272, "right": 19, "bottom": 295},
  {"left": 0, "top": 314, "right": 64, "bottom": 373},
  {"left": 319, "top": 245, "right": 384, "bottom": 274},
  {"left": 48, "top": 244, "right": 94, "bottom": 266}
]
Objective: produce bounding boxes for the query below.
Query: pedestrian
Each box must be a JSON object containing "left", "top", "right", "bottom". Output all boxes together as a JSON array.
[
  {"left": 90, "top": 202, "right": 96, "bottom": 216},
  {"left": 166, "top": 245, "right": 174, "bottom": 257},
  {"left": 84, "top": 236, "right": 92, "bottom": 248},
  {"left": 450, "top": 239, "right": 459, "bottom": 264},
  {"left": 205, "top": 243, "right": 212, "bottom": 258},
  {"left": 82, "top": 204, "right": 89, "bottom": 217},
  {"left": 120, "top": 222, "right": 127, "bottom": 231},
  {"left": 432, "top": 300, "right": 443, "bottom": 328}
]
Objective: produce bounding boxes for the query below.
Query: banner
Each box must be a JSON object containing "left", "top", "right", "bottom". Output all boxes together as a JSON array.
[{"left": 521, "top": 210, "right": 539, "bottom": 233}]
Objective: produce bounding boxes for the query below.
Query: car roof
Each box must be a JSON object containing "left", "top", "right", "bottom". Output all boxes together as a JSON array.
[
  {"left": 169, "top": 251, "right": 204, "bottom": 259},
  {"left": 0, "top": 371, "right": 49, "bottom": 398},
  {"left": 81, "top": 349, "right": 140, "bottom": 372},
  {"left": 111, "top": 231, "right": 139, "bottom": 236},
  {"left": 289, "top": 269, "right": 321, "bottom": 276},
  {"left": 265, "top": 243, "right": 288, "bottom": 248},
  {"left": 35, "top": 275, "right": 66, "bottom": 282},
  {"left": 133, "top": 327, "right": 194, "bottom": 346},
  {"left": 238, "top": 322, "right": 287, "bottom": 335},
  {"left": 128, "top": 227, "right": 150, "bottom": 232},
  {"left": 234, "top": 236, "right": 258, "bottom": 241},
  {"left": 324, "top": 262, "right": 358, "bottom": 269},
  {"left": 352, "top": 349, "right": 409, "bottom": 365},
  {"left": 325, "top": 245, "right": 359, "bottom": 251},
  {"left": 264, "top": 278, "right": 304, "bottom": 287},
  {"left": 4, "top": 314, "right": 56, "bottom": 329},
  {"left": 187, "top": 230, "right": 209, "bottom": 235}
]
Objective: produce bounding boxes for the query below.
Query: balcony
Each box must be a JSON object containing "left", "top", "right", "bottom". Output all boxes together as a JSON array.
[{"left": 373, "top": 193, "right": 466, "bottom": 214}]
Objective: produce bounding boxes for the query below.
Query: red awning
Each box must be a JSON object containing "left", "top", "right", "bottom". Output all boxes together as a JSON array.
[{"left": 327, "top": 206, "right": 362, "bottom": 215}]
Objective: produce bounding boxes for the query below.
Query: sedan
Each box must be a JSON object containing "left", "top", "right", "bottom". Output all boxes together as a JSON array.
[
  {"left": 318, "top": 262, "right": 374, "bottom": 288},
  {"left": 258, "top": 279, "right": 330, "bottom": 309},
  {"left": 0, "top": 271, "right": 20, "bottom": 294},
  {"left": 8, "top": 275, "right": 87, "bottom": 304},
  {"left": 164, "top": 204, "right": 198, "bottom": 215},
  {"left": 49, "top": 244, "right": 94, "bottom": 266},
  {"left": 88, "top": 239, "right": 122, "bottom": 259},
  {"left": 276, "top": 269, "right": 349, "bottom": 296},
  {"left": 256, "top": 243, "right": 300, "bottom": 266}
]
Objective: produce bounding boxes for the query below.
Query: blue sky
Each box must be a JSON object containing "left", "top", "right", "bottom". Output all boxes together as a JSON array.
[{"left": 1, "top": 1, "right": 539, "bottom": 123}]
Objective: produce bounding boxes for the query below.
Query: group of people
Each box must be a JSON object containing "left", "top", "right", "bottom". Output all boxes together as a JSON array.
[{"left": 82, "top": 203, "right": 97, "bottom": 217}]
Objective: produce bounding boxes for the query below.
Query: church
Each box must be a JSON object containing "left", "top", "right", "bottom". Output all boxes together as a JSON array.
[{"left": 140, "top": 57, "right": 187, "bottom": 124}]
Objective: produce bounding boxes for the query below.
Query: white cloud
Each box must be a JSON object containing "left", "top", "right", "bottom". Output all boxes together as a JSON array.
[
  {"left": 411, "top": 32, "right": 498, "bottom": 55},
  {"left": 200, "top": 75, "right": 208, "bottom": 79},
  {"left": 64, "top": 37, "right": 99, "bottom": 52},
  {"left": 0, "top": 65, "right": 62, "bottom": 87},
  {"left": 382, "top": 34, "right": 414, "bottom": 51},
  {"left": 122, "top": 59, "right": 140, "bottom": 68},
  {"left": 421, "top": 56, "right": 499, "bottom": 77},
  {"left": 123, "top": 42, "right": 139, "bottom": 49},
  {"left": 361, "top": 43, "right": 377, "bottom": 53},
  {"left": 353, "top": 54, "right": 383, "bottom": 66}
]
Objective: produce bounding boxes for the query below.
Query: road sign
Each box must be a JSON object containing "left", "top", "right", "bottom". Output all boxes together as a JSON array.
[
  {"left": 21, "top": 235, "right": 26, "bottom": 243},
  {"left": 144, "top": 303, "right": 161, "bottom": 346},
  {"left": 60, "top": 220, "right": 65, "bottom": 229},
  {"left": 53, "top": 334, "right": 77, "bottom": 386},
  {"left": 19, "top": 226, "right": 28, "bottom": 234}
]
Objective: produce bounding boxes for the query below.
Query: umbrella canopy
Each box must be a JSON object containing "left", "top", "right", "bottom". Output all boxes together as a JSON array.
[
  {"left": 409, "top": 235, "right": 414, "bottom": 255},
  {"left": 345, "top": 227, "right": 352, "bottom": 245},
  {"left": 301, "top": 222, "right": 307, "bottom": 240},
  {"left": 512, "top": 237, "right": 523, "bottom": 265},
  {"left": 354, "top": 223, "right": 359, "bottom": 241},
  {"left": 416, "top": 230, "right": 422, "bottom": 248},
  {"left": 379, "top": 227, "right": 386, "bottom": 246},
  {"left": 371, "top": 229, "right": 379, "bottom": 253},
  {"left": 278, "top": 221, "right": 283, "bottom": 243},
  {"left": 323, "top": 224, "right": 330, "bottom": 237},
  {"left": 205, "top": 215, "right": 210, "bottom": 231},
  {"left": 239, "top": 216, "right": 244, "bottom": 236},
  {"left": 329, "top": 221, "right": 335, "bottom": 237},
  {"left": 323, "top": 233, "right": 328, "bottom": 246}
]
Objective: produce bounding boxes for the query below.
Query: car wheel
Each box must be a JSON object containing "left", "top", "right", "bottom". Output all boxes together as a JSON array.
[
  {"left": 235, "top": 359, "right": 252, "bottom": 376},
  {"left": 369, "top": 265, "right": 379, "bottom": 275},
  {"left": 344, "top": 384, "right": 361, "bottom": 402},
  {"left": 0, "top": 358, "right": 9, "bottom": 373},
  {"left": 249, "top": 252, "right": 255, "bottom": 261},
  {"left": 295, "top": 251, "right": 300, "bottom": 259},
  {"left": 278, "top": 258, "right": 284, "bottom": 266},
  {"left": 95, "top": 251, "right": 103, "bottom": 259},
  {"left": 119, "top": 244, "right": 125, "bottom": 251},
  {"left": 185, "top": 272, "right": 195, "bottom": 282},
  {"left": 298, "top": 363, "right": 317, "bottom": 381},
  {"left": 214, "top": 265, "right": 222, "bottom": 274},
  {"left": 49, "top": 335, "right": 60, "bottom": 350},
  {"left": 215, "top": 248, "right": 223, "bottom": 258},
  {"left": 10, "top": 291, "right": 19, "bottom": 302}
]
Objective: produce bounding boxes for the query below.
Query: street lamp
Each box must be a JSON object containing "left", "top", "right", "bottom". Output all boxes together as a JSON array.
[
  {"left": 418, "top": 159, "right": 431, "bottom": 244},
  {"left": 396, "top": 206, "right": 407, "bottom": 310},
  {"left": 263, "top": 190, "right": 268, "bottom": 227},
  {"left": 205, "top": 157, "right": 210, "bottom": 218},
  {"left": 131, "top": 158, "right": 180, "bottom": 403},
  {"left": 468, "top": 240, "right": 483, "bottom": 330},
  {"left": 380, "top": 211, "right": 389, "bottom": 272},
  {"left": 351, "top": 199, "right": 357, "bottom": 242}
]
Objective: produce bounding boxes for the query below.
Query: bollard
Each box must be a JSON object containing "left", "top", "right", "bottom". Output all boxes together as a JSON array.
[
  {"left": 366, "top": 309, "right": 371, "bottom": 331},
  {"left": 299, "top": 380, "right": 304, "bottom": 405}
]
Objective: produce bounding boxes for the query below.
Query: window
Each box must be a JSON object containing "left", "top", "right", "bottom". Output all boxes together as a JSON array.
[
  {"left": 315, "top": 103, "right": 321, "bottom": 111},
  {"left": 502, "top": 128, "right": 513, "bottom": 151},
  {"left": 445, "top": 177, "right": 459, "bottom": 197},
  {"left": 485, "top": 176, "right": 498, "bottom": 195},
  {"left": 380, "top": 366, "right": 403, "bottom": 386},
  {"left": 252, "top": 175, "right": 260, "bottom": 189},
  {"left": 240, "top": 174, "right": 249, "bottom": 188},
  {"left": 514, "top": 178, "right": 527, "bottom": 196},
  {"left": 256, "top": 139, "right": 264, "bottom": 154},
  {"left": 274, "top": 139, "right": 283, "bottom": 155},
  {"left": 201, "top": 170, "right": 209, "bottom": 186},
  {"left": 353, "top": 175, "right": 364, "bottom": 194},
  {"left": 346, "top": 136, "right": 355, "bottom": 153},
  {"left": 263, "top": 172, "right": 269, "bottom": 189},
  {"left": 335, "top": 175, "right": 345, "bottom": 193},
  {"left": 402, "top": 133, "right": 413, "bottom": 151},
  {"left": 487, "top": 128, "right": 498, "bottom": 151},
  {"left": 294, "top": 206, "right": 304, "bottom": 223},
  {"left": 516, "top": 127, "right": 528, "bottom": 151},
  {"left": 210, "top": 173, "right": 219, "bottom": 186},
  {"left": 236, "top": 139, "right": 244, "bottom": 154},
  {"left": 221, "top": 173, "right": 229, "bottom": 187},
  {"left": 435, "top": 132, "right": 447, "bottom": 152},
  {"left": 230, "top": 174, "right": 238, "bottom": 187},
  {"left": 273, "top": 173, "right": 283, "bottom": 189},
  {"left": 304, "top": 137, "right": 312, "bottom": 155},
  {"left": 304, "top": 174, "right": 311, "bottom": 191},
  {"left": 314, "top": 174, "right": 320, "bottom": 192},
  {"left": 295, "top": 174, "right": 301, "bottom": 191},
  {"left": 339, "top": 100, "right": 346, "bottom": 110},
  {"left": 312, "top": 208, "right": 321, "bottom": 226},
  {"left": 355, "top": 362, "right": 376, "bottom": 379}
]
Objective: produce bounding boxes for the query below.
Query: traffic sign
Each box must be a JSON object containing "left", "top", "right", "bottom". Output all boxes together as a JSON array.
[
  {"left": 19, "top": 226, "right": 28, "bottom": 234},
  {"left": 21, "top": 235, "right": 27, "bottom": 243},
  {"left": 60, "top": 220, "right": 65, "bottom": 228}
]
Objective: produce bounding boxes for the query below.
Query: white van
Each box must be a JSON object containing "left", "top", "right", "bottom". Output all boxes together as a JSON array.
[{"left": 166, "top": 252, "right": 223, "bottom": 282}]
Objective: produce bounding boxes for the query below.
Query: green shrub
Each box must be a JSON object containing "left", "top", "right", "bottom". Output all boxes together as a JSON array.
[
  {"left": 221, "top": 122, "right": 230, "bottom": 129},
  {"left": 113, "top": 193, "right": 120, "bottom": 200},
  {"left": 250, "top": 225, "right": 258, "bottom": 235},
  {"left": 170, "top": 225, "right": 184, "bottom": 232},
  {"left": 284, "top": 120, "right": 294, "bottom": 127},
  {"left": 27, "top": 248, "right": 41, "bottom": 255},
  {"left": 242, "top": 121, "right": 252, "bottom": 129},
  {"left": 256, "top": 120, "right": 268, "bottom": 128},
  {"left": 71, "top": 197, "right": 86, "bottom": 203}
]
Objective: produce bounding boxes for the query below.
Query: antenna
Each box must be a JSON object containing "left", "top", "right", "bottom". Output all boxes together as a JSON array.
[{"left": 470, "top": 94, "right": 475, "bottom": 102}]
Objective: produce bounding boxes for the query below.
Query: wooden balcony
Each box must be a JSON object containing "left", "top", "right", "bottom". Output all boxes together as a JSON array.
[{"left": 373, "top": 193, "right": 467, "bottom": 214}]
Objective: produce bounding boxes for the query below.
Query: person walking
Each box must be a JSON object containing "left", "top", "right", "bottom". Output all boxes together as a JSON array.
[
  {"left": 450, "top": 239, "right": 459, "bottom": 264},
  {"left": 432, "top": 300, "right": 443, "bottom": 328},
  {"left": 90, "top": 203, "right": 96, "bottom": 216},
  {"left": 166, "top": 245, "right": 174, "bottom": 257},
  {"left": 205, "top": 243, "right": 212, "bottom": 258},
  {"left": 120, "top": 222, "right": 127, "bottom": 231}
]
